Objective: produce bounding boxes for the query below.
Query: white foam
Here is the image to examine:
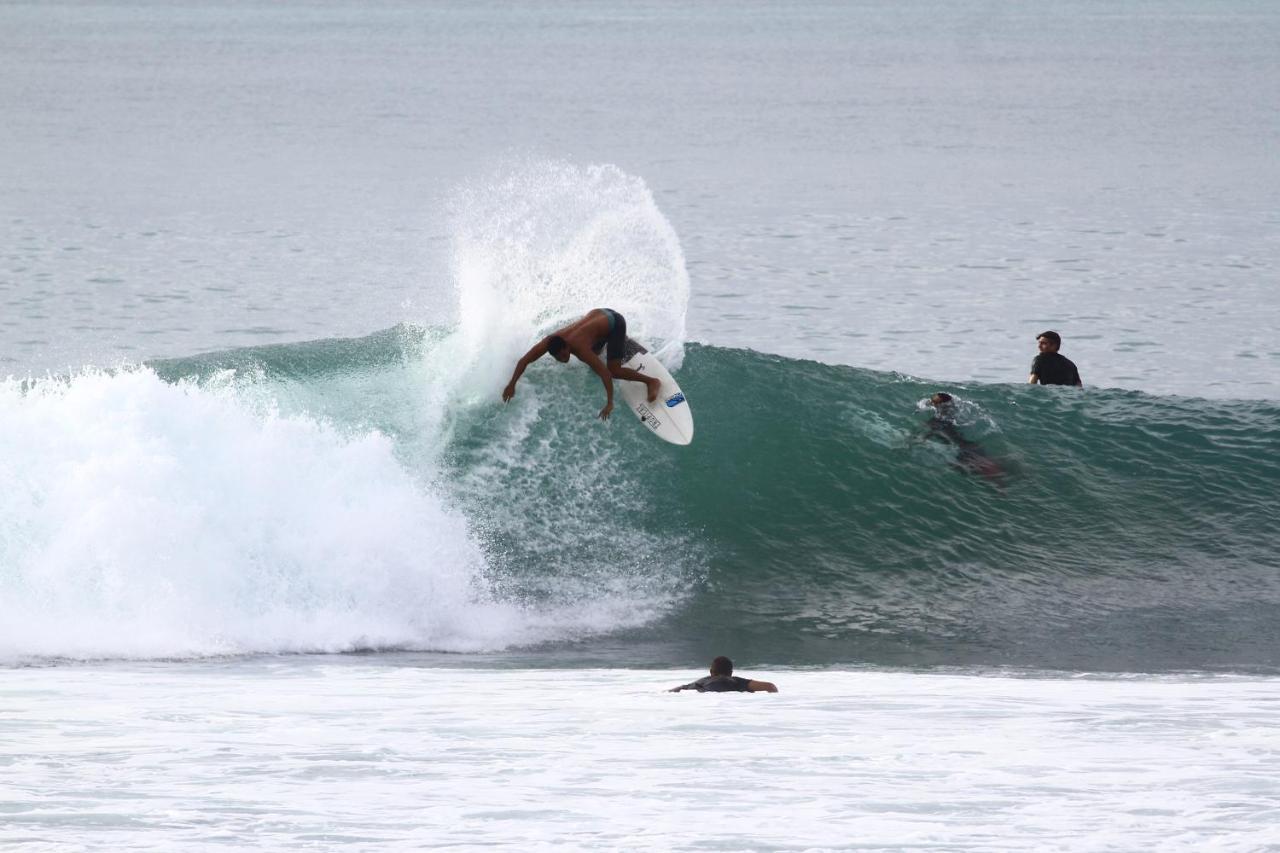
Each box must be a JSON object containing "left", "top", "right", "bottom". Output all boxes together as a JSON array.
[
  {"left": 393, "top": 161, "right": 692, "bottom": 469},
  {"left": 4, "top": 664, "right": 1277, "bottom": 850},
  {"left": 447, "top": 160, "right": 689, "bottom": 377},
  {"left": 0, "top": 162, "right": 698, "bottom": 661},
  {"left": 0, "top": 368, "right": 646, "bottom": 661}
]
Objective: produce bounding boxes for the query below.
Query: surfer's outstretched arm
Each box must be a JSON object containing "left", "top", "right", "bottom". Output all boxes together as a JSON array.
[{"left": 502, "top": 338, "right": 551, "bottom": 402}]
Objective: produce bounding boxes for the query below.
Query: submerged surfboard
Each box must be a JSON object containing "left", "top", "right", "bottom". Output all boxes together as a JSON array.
[{"left": 616, "top": 339, "right": 693, "bottom": 446}]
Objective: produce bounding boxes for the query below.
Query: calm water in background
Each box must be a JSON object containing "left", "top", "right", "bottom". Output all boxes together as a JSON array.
[
  {"left": 2, "top": 0, "right": 1278, "bottom": 395},
  {"left": 4, "top": 2, "right": 1280, "bottom": 850}
]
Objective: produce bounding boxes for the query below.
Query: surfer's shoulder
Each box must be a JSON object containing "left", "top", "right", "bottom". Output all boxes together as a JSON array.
[{"left": 668, "top": 657, "right": 778, "bottom": 693}]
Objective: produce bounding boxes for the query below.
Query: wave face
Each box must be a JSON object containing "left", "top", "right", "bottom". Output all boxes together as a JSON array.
[
  {"left": 640, "top": 346, "right": 1280, "bottom": 671},
  {"left": 441, "top": 338, "right": 1280, "bottom": 672},
  {"left": 5, "top": 328, "right": 1276, "bottom": 671},
  {"left": 2, "top": 160, "right": 1275, "bottom": 670}
]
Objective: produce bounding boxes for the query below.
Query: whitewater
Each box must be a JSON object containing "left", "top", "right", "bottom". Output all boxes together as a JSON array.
[
  {"left": 6, "top": 664, "right": 1278, "bottom": 851},
  {"left": 4, "top": 1, "right": 1280, "bottom": 850}
]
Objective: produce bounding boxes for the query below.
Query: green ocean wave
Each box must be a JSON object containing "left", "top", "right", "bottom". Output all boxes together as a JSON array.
[{"left": 153, "top": 328, "right": 1280, "bottom": 671}]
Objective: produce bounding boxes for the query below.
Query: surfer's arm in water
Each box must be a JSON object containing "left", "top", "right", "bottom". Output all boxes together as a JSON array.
[
  {"left": 502, "top": 338, "right": 553, "bottom": 402},
  {"left": 668, "top": 678, "right": 778, "bottom": 693}
]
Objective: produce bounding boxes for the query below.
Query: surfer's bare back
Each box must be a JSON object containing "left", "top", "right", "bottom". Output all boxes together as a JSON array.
[{"left": 502, "top": 308, "right": 661, "bottom": 420}]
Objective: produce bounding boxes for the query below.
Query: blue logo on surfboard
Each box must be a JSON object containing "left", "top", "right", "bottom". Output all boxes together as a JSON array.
[{"left": 665, "top": 392, "right": 686, "bottom": 408}]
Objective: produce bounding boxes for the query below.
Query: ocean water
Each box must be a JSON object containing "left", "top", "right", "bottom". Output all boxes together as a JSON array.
[
  {"left": 5, "top": 663, "right": 1279, "bottom": 851},
  {"left": 4, "top": 0, "right": 1279, "bottom": 394},
  {"left": 3, "top": 1, "right": 1280, "bottom": 850}
]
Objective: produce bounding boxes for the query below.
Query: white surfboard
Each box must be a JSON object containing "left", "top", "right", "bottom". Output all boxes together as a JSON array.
[{"left": 616, "top": 340, "right": 693, "bottom": 446}]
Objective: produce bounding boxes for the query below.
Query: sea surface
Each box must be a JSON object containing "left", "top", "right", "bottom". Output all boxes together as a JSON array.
[{"left": 2, "top": 1, "right": 1279, "bottom": 850}]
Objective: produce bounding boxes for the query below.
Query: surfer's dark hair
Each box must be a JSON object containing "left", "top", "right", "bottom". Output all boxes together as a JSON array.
[
  {"left": 710, "top": 656, "right": 733, "bottom": 676},
  {"left": 1037, "top": 330, "right": 1062, "bottom": 347},
  {"left": 932, "top": 392, "right": 953, "bottom": 404},
  {"left": 547, "top": 335, "right": 567, "bottom": 357}
]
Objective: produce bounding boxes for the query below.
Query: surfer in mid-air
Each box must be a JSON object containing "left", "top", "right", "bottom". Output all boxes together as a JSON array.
[{"left": 502, "top": 308, "right": 662, "bottom": 420}]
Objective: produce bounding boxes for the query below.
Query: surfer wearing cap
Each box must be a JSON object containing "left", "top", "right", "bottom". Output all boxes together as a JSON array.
[
  {"left": 669, "top": 656, "right": 778, "bottom": 693},
  {"left": 502, "top": 308, "right": 662, "bottom": 421},
  {"left": 1028, "top": 331, "right": 1083, "bottom": 387}
]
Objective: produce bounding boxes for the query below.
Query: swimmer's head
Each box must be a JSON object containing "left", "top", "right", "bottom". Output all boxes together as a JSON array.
[
  {"left": 1036, "top": 330, "right": 1062, "bottom": 353},
  {"left": 929, "top": 392, "right": 957, "bottom": 422},
  {"left": 710, "top": 656, "right": 733, "bottom": 676},
  {"left": 547, "top": 335, "right": 570, "bottom": 363}
]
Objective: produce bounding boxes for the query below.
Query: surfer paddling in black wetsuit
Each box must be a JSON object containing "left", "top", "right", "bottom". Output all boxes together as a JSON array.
[
  {"left": 503, "top": 308, "right": 662, "bottom": 420},
  {"left": 923, "top": 393, "right": 1006, "bottom": 486},
  {"left": 669, "top": 656, "right": 778, "bottom": 693}
]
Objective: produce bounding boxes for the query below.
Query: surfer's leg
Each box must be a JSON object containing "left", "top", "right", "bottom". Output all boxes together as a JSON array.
[
  {"left": 608, "top": 360, "right": 662, "bottom": 402},
  {"left": 604, "top": 315, "right": 660, "bottom": 400}
]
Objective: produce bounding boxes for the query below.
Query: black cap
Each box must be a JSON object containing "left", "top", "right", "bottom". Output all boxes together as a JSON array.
[{"left": 1036, "top": 330, "right": 1061, "bottom": 346}]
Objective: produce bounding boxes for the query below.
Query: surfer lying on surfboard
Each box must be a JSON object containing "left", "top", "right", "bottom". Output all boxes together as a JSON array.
[{"left": 502, "top": 308, "right": 662, "bottom": 421}]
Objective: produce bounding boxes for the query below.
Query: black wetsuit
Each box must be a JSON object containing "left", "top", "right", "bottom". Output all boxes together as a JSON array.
[
  {"left": 1030, "top": 352, "right": 1081, "bottom": 386},
  {"left": 927, "top": 417, "right": 982, "bottom": 458},
  {"left": 926, "top": 414, "right": 1006, "bottom": 485},
  {"left": 673, "top": 675, "right": 754, "bottom": 693}
]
